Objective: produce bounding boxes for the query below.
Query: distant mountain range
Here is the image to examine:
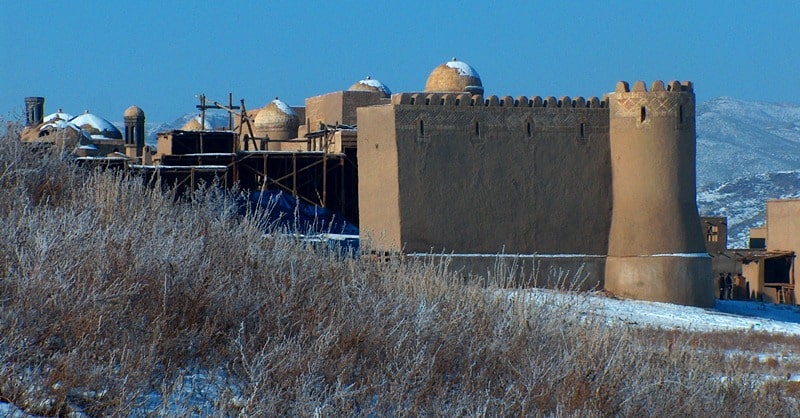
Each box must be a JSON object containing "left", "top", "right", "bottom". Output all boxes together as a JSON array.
[
  {"left": 126, "top": 98, "right": 800, "bottom": 249},
  {"left": 143, "top": 112, "right": 234, "bottom": 145}
]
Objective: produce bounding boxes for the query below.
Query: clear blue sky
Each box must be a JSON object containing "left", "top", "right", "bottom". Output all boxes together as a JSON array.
[{"left": 2, "top": 1, "right": 797, "bottom": 122}]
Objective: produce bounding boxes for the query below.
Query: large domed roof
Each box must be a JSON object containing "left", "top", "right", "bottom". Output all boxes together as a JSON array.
[
  {"left": 124, "top": 105, "right": 145, "bottom": 118},
  {"left": 348, "top": 76, "right": 391, "bottom": 98},
  {"left": 424, "top": 58, "right": 483, "bottom": 95},
  {"left": 69, "top": 111, "right": 123, "bottom": 140},
  {"left": 254, "top": 98, "right": 300, "bottom": 131}
]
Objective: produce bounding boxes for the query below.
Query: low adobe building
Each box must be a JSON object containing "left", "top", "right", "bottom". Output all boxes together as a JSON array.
[{"left": 740, "top": 199, "right": 800, "bottom": 304}]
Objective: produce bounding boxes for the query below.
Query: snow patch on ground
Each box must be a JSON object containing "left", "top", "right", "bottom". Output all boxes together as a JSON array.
[{"left": 541, "top": 290, "right": 800, "bottom": 335}]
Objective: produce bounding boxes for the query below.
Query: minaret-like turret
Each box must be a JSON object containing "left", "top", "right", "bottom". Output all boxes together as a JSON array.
[
  {"left": 25, "top": 97, "right": 45, "bottom": 127},
  {"left": 124, "top": 105, "right": 146, "bottom": 159},
  {"left": 604, "top": 80, "right": 713, "bottom": 307}
]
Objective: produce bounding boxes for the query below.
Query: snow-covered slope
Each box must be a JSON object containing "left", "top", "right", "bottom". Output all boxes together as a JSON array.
[{"left": 697, "top": 97, "right": 800, "bottom": 186}]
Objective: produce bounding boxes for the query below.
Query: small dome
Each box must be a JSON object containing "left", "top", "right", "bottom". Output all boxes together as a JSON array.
[
  {"left": 69, "top": 111, "right": 123, "bottom": 140},
  {"left": 254, "top": 98, "right": 300, "bottom": 131},
  {"left": 124, "top": 105, "right": 145, "bottom": 118},
  {"left": 181, "top": 115, "right": 211, "bottom": 131},
  {"left": 348, "top": 76, "right": 391, "bottom": 98},
  {"left": 424, "top": 58, "right": 483, "bottom": 95}
]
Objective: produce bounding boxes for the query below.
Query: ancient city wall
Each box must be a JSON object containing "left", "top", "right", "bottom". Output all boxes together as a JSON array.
[{"left": 357, "top": 92, "right": 612, "bottom": 255}]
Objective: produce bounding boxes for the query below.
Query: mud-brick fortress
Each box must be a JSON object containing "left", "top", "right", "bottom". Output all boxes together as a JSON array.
[
  {"left": 19, "top": 59, "right": 714, "bottom": 307},
  {"left": 357, "top": 61, "right": 712, "bottom": 307}
]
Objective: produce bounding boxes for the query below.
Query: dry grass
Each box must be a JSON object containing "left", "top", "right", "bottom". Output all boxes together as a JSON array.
[{"left": 0, "top": 118, "right": 798, "bottom": 417}]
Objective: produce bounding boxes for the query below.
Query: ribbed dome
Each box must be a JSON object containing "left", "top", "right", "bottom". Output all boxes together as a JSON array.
[
  {"left": 69, "top": 111, "right": 123, "bottom": 140},
  {"left": 254, "top": 98, "right": 300, "bottom": 131},
  {"left": 424, "top": 58, "right": 483, "bottom": 95},
  {"left": 124, "top": 105, "right": 145, "bottom": 118},
  {"left": 348, "top": 76, "right": 391, "bottom": 98}
]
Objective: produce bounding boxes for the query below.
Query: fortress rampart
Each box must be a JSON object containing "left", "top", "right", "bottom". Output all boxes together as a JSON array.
[
  {"left": 358, "top": 91, "right": 613, "bottom": 257},
  {"left": 391, "top": 92, "right": 608, "bottom": 108},
  {"left": 358, "top": 80, "right": 713, "bottom": 307}
]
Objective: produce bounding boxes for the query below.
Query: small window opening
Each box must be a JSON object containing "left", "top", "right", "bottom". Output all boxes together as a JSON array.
[
  {"left": 425, "top": 98, "right": 430, "bottom": 105},
  {"left": 475, "top": 121, "right": 480, "bottom": 136},
  {"left": 440, "top": 98, "right": 445, "bottom": 105},
  {"left": 409, "top": 98, "right": 416, "bottom": 105},
  {"left": 580, "top": 123, "right": 585, "bottom": 140},
  {"left": 526, "top": 122, "right": 532, "bottom": 137},
  {"left": 455, "top": 98, "right": 461, "bottom": 105},
  {"left": 419, "top": 120, "right": 424, "bottom": 136},
  {"left": 640, "top": 106, "right": 647, "bottom": 122},
  {"left": 679, "top": 105, "right": 684, "bottom": 124}
]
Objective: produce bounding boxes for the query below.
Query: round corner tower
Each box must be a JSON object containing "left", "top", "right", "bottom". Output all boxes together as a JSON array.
[{"left": 604, "top": 80, "right": 713, "bottom": 307}]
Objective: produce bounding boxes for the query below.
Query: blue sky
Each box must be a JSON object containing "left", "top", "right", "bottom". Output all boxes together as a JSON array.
[{"left": 1, "top": 1, "right": 797, "bottom": 122}]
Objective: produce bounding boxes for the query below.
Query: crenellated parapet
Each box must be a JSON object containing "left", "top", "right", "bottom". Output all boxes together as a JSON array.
[
  {"left": 610, "top": 80, "right": 694, "bottom": 120},
  {"left": 614, "top": 80, "right": 693, "bottom": 93},
  {"left": 391, "top": 92, "right": 609, "bottom": 108}
]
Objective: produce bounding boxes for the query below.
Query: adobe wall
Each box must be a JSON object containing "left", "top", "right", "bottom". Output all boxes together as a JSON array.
[
  {"left": 766, "top": 200, "right": 800, "bottom": 252},
  {"left": 750, "top": 226, "right": 767, "bottom": 239},
  {"left": 305, "top": 90, "right": 389, "bottom": 130},
  {"left": 741, "top": 260, "right": 766, "bottom": 301},
  {"left": 357, "top": 93, "right": 612, "bottom": 255},
  {"left": 357, "top": 105, "right": 402, "bottom": 247}
]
